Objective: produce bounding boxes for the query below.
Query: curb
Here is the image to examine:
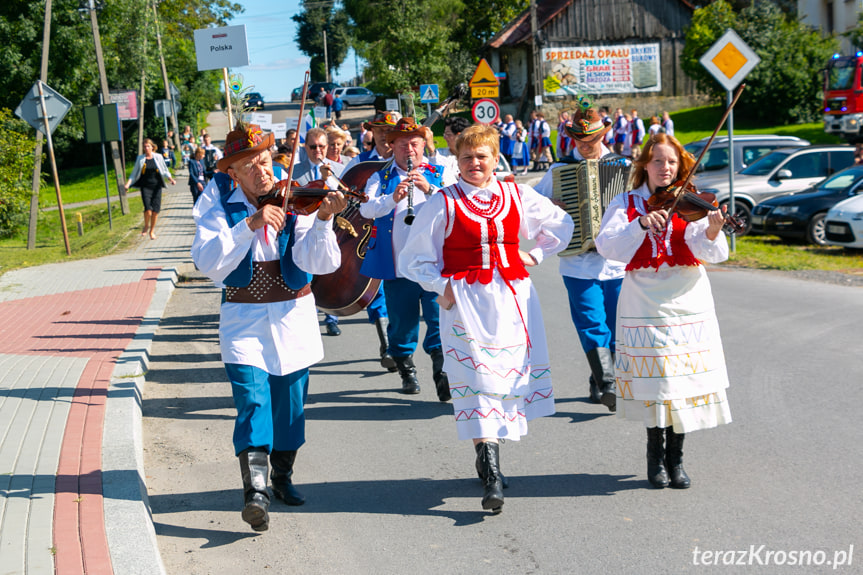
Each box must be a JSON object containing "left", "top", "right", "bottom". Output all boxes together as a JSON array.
[{"left": 100, "top": 266, "right": 181, "bottom": 575}]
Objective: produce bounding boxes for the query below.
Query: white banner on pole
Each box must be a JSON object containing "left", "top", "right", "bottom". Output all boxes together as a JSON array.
[{"left": 193, "top": 25, "right": 250, "bottom": 71}]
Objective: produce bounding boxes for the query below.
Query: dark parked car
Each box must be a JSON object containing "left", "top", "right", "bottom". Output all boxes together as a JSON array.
[
  {"left": 244, "top": 92, "right": 264, "bottom": 110},
  {"left": 750, "top": 164, "right": 863, "bottom": 245},
  {"left": 307, "top": 82, "right": 341, "bottom": 102}
]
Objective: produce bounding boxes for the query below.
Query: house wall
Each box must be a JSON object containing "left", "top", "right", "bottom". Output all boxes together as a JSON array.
[{"left": 798, "top": 0, "right": 861, "bottom": 53}]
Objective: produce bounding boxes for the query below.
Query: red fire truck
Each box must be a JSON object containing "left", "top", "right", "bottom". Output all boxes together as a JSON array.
[{"left": 824, "top": 52, "right": 863, "bottom": 143}]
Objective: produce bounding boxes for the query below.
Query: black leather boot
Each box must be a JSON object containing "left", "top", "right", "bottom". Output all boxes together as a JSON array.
[
  {"left": 375, "top": 318, "right": 397, "bottom": 373},
  {"left": 270, "top": 450, "right": 306, "bottom": 505},
  {"left": 665, "top": 428, "right": 691, "bottom": 489},
  {"left": 588, "top": 375, "right": 602, "bottom": 404},
  {"left": 238, "top": 447, "right": 270, "bottom": 531},
  {"left": 475, "top": 441, "right": 504, "bottom": 513},
  {"left": 476, "top": 452, "right": 509, "bottom": 489},
  {"left": 646, "top": 427, "right": 670, "bottom": 489},
  {"left": 429, "top": 347, "right": 451, "bottom": 402},
  {"left": 586, "top": 347, "right": 616, "bottom": 412},
  {"left": 394, "top": 355, "right": 420, "bottom": 394}
]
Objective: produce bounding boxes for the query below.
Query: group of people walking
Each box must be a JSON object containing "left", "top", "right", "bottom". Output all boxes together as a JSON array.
[{"left": 186, "top": 97, "right": 733, "bottom": 532}]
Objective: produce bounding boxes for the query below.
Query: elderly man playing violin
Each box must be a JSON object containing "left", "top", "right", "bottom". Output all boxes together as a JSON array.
[
  {"left": 534, "top": 101, "right": 629, "bottom": 413},
  {"left": 595, "top": 133, "right": 731, "bottom": 491},
  {"left": 191, "top": 122, "right": 346, "bottom": 532}
]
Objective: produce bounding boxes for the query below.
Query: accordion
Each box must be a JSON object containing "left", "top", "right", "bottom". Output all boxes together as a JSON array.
[{"left": 551, "top": 155, "right": 631, "bottom": 256}]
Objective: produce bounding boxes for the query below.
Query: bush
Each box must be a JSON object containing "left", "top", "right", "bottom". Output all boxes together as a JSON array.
[
  {"left": 682, "top": 0, "right": 839, "bottom": 124},
  {"left": 0, "top": 108, "right": 37, "bottom": 238}
]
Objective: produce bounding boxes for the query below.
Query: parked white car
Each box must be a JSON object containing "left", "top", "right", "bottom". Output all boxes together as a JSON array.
[
  {"left": 824, "top": 193, "right": 863, "bottom": 248},
  {"left": 332, "top": 86, "right": 376, "bottom": 107}
]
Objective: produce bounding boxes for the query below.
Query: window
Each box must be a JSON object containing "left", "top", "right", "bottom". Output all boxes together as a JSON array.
[
  {"left": 742, "top": 146, "right": 780, "bottom": 167},
  {"left": 779, "top": 153, "right": 825, "bottom": 179},
  {"left": 829, "top": 151, "right": 855, "bottom": 174}
]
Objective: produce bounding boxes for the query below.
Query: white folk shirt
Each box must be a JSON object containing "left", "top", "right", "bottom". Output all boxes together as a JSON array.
[
  {"left": 533, "top": 144, "right": 627, "bottom": 281},
  {"left": 359, "top": 158, "right": 458, "bottom": 278},
  {"left": 191, "top": 178, "right": 341, "bottom": 376}
]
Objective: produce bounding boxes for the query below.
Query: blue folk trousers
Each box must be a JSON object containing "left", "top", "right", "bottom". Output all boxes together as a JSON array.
[
  {"left": 383, "top": 277, "right": 441, "bottom": 358},
  {"left": 225, "top": 364, "right": 308, "bottom": 456},
  {"left": 562, "top": 276, "right": 623, "bottom": 354}
]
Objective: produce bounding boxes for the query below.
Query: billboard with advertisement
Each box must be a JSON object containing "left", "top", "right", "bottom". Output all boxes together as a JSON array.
[
  {"left": 109, "top": 90, "right": 138, "bottom": 121},
  {"left": 541, "top": 43, "right": 661, "bottom": 96}
]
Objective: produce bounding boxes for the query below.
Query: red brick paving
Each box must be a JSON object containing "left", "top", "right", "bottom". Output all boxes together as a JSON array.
[{"left": 0, "top": 267, "right": 160, "bottom": 574}]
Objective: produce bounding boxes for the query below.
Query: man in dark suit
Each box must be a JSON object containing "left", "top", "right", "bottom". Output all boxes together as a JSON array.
[{"left": 293, "top": 127, "right": 344, "bottom": 187}]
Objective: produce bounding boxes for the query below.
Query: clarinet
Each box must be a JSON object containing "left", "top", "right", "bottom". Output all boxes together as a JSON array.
[{"left": 404, "top": 157, "right": 415, "bottom": 225}]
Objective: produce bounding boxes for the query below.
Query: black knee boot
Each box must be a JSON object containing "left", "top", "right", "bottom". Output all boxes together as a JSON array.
[
  {"left": 270, "top": 450, "right": 306, "bottom": 505},
  {"left": 429, "top": 348, "right": 451, "bottom": 402},
  {"left": 393, "top": 355, "right": 420, "bottom": 394},
  {"left": 665, "top": 428, "right": 691, "bottom": 489},
  {"left": 586, "top": 347, "right": 616, "bottom": 412},
  {"left": 238, "top": 447, "right": 270, "bottom": 531},
  {"left": 375, "top": 318, "right": 397, "bottom": 373},
  {"left": 475, "top": 441, "right": 504, "bottom": 513},
  {"left": 646, "top": 427, "right": 670, "bottom": 489}
]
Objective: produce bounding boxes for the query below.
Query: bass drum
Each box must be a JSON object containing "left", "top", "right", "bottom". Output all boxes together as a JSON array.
[{"left": 311, "top": 160, "right": 388, "bottom": 316}]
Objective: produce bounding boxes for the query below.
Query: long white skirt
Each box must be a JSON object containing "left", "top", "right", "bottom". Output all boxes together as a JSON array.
[
  {"left": 615, "top": 265, "right": 732, "bottom": 433},
  {"left": 442, "top": 276, "right": 555, "bottom": 441}
]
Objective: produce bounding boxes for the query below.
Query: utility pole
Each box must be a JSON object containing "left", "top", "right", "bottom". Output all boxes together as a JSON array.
[
  {"left": 323, "top": 28, "right": 329, "bottom": 83},
  {"left": 27, "top": 0, "right": 53, "bottom": 250},
  {"left": 85, "top": 0, "right": 129, "bottom": 214},
  {"left": 530, "top": 0, "right": 542, "bottom": 109},
  {"left": 153, "top": 0, "right": 182, "bottom": 158},
  {"left": 138, "top": 10, "right": 149, "bottom": 155}
]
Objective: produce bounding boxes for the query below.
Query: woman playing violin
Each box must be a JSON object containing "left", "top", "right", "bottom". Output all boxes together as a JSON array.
[{"left": 595, "top": 133, "right": 732, "bottom": 491}]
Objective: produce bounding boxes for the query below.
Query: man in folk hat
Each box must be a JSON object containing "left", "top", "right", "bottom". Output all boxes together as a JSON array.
[
  {"left": 358, "top": 118, "right": 458, "bottom": 400},
  {"left": 344, "top": 110, "right": 402, "bottom": 171},
  {"left": 191, "top": 123, "right": 347, "bottom": 532},
  {"left": 534, "top": 103, "right": 630, "bottom": 412}
]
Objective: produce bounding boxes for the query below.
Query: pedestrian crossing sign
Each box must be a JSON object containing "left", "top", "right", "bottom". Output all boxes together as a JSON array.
[{"left": 420, "top": 84, "right": 439, "bottom": 104}]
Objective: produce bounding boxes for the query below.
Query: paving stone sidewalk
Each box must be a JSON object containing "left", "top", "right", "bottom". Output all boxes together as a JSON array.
[{"left": 0, "top": 181, "right": 197, "bottom": 575}]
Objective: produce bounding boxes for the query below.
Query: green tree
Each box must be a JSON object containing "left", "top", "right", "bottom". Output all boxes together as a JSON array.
[
  {"left": 847, "top": 12, "right": 863, "bottom": 50},
  {"left": 292, "top": 0, "right": 351, "bottom": 82},
  {"left": 0, "top": 109, "right": 37, "bottom": 238},
  {"left": 681, "top": 0, "right": 838, "bottom": 124}
]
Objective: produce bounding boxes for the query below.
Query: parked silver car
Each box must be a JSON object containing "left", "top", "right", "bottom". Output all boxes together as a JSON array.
[
  {"left": 687, "top": 134, "right": 809, "bottom": 178},
  {"left": 695, "top": 145, "right": 855, "bottom": 235},
  {"left": 332, "top": 86, "right": 377, "bottom": 107}
]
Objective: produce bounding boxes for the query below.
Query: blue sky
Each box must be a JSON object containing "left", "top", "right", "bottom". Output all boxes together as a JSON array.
[{"left": 226, "top": 0, "right": 361, "bottom": 102}]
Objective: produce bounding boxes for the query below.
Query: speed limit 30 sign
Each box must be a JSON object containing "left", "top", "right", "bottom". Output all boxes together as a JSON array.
[{"left": 471, "top": 98, "right": 500, "bottom": 124}]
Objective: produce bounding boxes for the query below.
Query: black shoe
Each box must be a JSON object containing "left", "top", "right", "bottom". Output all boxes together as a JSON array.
[
  {"left": 270, "top": 450, "right": 306, "bottom": 505},
  {"left": 394, "top": 355, "right": 420, "bottom": 394},
  {"left": 646, "top": 427, "right": 669, "bottom": 489},
  {"left": 239, "top": 448, "right": 270, "bottom": 531},
  {"left": 665, "top": 428, "right": 691, "bottom": 489},
  {"left": 429, "top": 348, "right": 451, "bottom": 402},
  {"left": 475, "top": 442, "right": 504, "bottom": 513},
  {"left": 375, "top": 318, "right": 398, "bottom": 372},
  {"left": 326, "top": 323, "right": 341, "bottom": 336},
  {"left": 586, "top": 348, "right": 616, "bottom": 412}
]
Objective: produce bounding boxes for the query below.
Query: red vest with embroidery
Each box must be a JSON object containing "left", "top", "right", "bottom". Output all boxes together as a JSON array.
[
  {"left": 625, "top": 194, "right": 701, "bottom": 271},
  {"left": 440, "top": 181, "right": 529, "bottom": 284}
]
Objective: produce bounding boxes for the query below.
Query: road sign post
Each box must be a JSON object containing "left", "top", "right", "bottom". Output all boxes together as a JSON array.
[
  {"left": 15, "top": 81, "right": 73, "bottom": 255},
  {"left": 700, "top": 29, "right": 760, "bottom": 252}
]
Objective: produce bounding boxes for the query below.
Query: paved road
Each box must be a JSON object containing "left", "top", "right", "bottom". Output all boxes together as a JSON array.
[{"left": 143, "top": 254, "right": 863, "bottom": 573}]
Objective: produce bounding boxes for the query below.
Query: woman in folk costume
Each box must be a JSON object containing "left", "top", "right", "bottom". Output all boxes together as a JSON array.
[
  {"left": 595, "top": 134, "right": 732, "bottom": 490},
  {"left": 400, "top": 125, "right": 573, "bottom": 513}
]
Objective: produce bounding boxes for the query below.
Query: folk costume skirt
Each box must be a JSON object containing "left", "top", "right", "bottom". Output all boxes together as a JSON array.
[
  {"left": 442, "top": 275, "right": 555, "bottom": 441},
  {"left": 614, "top": 265, "right": 732, "bottom": 433}
]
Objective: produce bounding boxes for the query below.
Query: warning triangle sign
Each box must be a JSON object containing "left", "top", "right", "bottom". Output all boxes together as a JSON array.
[
  {"left": 469, "top": 59, "right": 499, "bottom": 87},
  {"left": 422, "top": 85, "right": 437, "bottom": 101}
]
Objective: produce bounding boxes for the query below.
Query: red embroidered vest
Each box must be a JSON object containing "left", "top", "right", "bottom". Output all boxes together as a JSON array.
[
  {"left": 625, "top": 194, "right": 701, "bottom": 271},
  {"left": 440, "top": 181, "right": 529, "bottom": 284}
]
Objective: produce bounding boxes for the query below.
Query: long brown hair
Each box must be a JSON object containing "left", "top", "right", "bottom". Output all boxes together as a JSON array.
[{"left": 629, "top": 133, "right": 694, "bottom": 190}]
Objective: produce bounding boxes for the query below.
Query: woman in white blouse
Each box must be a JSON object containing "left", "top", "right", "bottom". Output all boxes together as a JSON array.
[{"left": 595, "top": 134, "right": 732, "bottom": 491}]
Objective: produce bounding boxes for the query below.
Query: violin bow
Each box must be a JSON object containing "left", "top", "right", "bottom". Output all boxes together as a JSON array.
[
  {"left": 280, "top": 70, "right": 311, "bottom": 214},
  {"left": 666, "top": 83, "right": 746, "bottom": 215}
]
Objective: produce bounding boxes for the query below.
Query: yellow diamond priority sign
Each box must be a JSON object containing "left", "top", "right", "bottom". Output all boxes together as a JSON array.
[{"left": 700, "top": 29, "right": 760, "bottom": 92}]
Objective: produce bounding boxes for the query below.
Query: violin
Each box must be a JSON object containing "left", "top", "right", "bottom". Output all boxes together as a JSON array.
[
  {"left": 647, "top": 180, "right": 745, "bottom": 235},
  {"left": 256, "top": 177, "right": 367, "bottom": 216},
  {"left": 646, "top": 83, "right": 747, "bottom": 235}
]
